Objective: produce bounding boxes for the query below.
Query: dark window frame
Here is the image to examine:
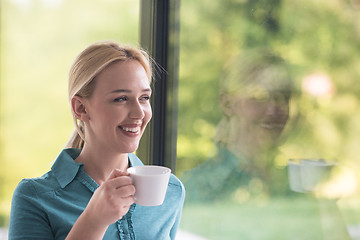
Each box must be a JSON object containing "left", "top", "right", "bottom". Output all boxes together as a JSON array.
[{"left": 137, "top": 0, "right": 180, "bottom": 172}]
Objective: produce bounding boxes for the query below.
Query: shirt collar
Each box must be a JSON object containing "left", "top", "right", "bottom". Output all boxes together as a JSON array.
[
  {"left": 51, "top": 148, "right": 83, "bottom": 188},
  {"left": 128, "top": 153, "right": 144, "bottom": 167},
  {"left": 51, "top": 149, "right": 144, "bottom": 188}
]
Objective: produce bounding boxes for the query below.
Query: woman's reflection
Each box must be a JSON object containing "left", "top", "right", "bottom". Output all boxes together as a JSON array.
[
  {"left": 180, "top": 48, "right": 351, "bottom": 239},
  {"left": 182, "top": 48, "right": 293, "bottom": 202}
]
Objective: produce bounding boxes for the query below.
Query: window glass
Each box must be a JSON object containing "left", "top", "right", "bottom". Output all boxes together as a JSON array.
[
  {"left": 0, "top": 0, "right": 139, "bottom": 227},
  {"left": 177, "top": 0, "right": 360, "bottom": 239}
]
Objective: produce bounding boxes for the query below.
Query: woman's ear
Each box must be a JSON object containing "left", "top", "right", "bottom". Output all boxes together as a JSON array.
[
  {"left": 71, "top": 96, "right": 89, "bottom": 121},
  {"left": 219, "top": 93, "right": 233, "bottom": 117}
]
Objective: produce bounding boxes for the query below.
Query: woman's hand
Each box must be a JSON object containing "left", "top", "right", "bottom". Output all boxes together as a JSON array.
[
  {"left": 88, "top": 169, "right": 135, "bottom": 226},
  {"left": 66, "top": 169, "right": 135, "bottom": 239}
]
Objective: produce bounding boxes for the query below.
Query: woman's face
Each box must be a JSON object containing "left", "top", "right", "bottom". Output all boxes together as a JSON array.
[
  {"left": 83, "top": 60, "right": 152, "bottom": 154},
  {"left": 228, "top": 84, "right": 290, "bottom": 145}
]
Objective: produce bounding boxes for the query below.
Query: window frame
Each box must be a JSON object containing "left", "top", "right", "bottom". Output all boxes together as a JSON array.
[{"left": 137, "top": 0, "right": 180, "bottom": 172}]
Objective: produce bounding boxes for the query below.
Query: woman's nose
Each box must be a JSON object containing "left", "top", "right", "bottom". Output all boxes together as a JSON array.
[
  {"left": 129, "top": 101, "right": 145, "bottom": 119},
  {"left": 265, "top": 100, "right": 277, "bottom": 115},
  {"left": 265, "top": 99, "right": 285, "bottom": 115}
]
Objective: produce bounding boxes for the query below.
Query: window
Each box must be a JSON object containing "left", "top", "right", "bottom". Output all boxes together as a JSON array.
[
  {"left": 137, "top": 0, "right": 180, "bottom": 171},
  {"left": 176, "top": 0, "right": 360, "bottom": 239}
]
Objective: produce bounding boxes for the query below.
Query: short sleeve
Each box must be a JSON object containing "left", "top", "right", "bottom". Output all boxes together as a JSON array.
[{"left": 8, "top": 179, "right": 54, "bottom": 240}]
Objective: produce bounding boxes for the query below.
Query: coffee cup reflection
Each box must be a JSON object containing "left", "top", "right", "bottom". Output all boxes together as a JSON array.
[{"left": 288, "top": 159, "right": 336, "bottom": 193}]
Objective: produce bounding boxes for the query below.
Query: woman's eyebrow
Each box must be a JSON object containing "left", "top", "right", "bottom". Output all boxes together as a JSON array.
[
  {"left": 110, "top": 89, "right": 131, "bottom": 93},
  {"left": 109, "top": 88, "right": 152, "bottom": 94}
]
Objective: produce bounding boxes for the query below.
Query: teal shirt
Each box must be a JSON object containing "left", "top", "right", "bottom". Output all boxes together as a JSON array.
[{"left": 8, "top": 148, "right": 185, "bottom": 240}]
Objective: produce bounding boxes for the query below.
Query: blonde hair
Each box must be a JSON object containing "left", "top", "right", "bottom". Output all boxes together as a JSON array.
[
  {"left": 220, "top": 48, "right": 292, "bottom": 96},
  {"left": 65, "top": 40, "right": 153, "bottom": 149}
]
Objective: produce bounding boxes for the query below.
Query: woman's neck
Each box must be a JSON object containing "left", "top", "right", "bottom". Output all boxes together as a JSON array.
[{"left": 75, "top": 144, "right": 129, "bottom": 185}]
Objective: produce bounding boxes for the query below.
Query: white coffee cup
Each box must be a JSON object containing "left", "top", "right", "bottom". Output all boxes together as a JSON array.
[
  {"left": 288, "top": 159, "right": 335, "bottom": 193},
  {"left": 127, "top": 165, "right": 171, "bottom": 206},
  {"left": 300, "top": 159, "right": 334, "bottom": 192},
  {"left": 288, "top": 159, "right": 304, "bottom": 193}
]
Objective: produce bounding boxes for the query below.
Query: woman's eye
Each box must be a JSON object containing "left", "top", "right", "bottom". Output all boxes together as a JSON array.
[
  {"left": 140, "top": 95, "right": 150, "bottom": 101},
  {"left": 114, "top": 96, "right": 128, "bottom": 102}
]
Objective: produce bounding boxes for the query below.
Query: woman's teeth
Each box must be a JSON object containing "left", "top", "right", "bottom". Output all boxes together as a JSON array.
[
  {"left": 121, "top": 126, "right": 140, "bottom": 133},
  {"left": 260, "top": 123, "right": 284, "bottom": 129}
]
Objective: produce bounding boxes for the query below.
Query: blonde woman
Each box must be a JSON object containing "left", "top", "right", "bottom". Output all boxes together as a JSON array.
[
  {"left": 181, "top": 48, "right": 293, "bottom": 202},
  {"left": 9, "top": 40, "right": 185, "bottom": 240}
]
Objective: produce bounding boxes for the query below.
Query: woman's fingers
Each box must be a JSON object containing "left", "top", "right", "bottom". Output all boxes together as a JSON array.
[
  {"left": 120, "top": 195, "right": 135, "bottom": 207},
  {"left": 79, "top": 168, "right": 137, "bottom": 229},
  {"left": 117, "top": 184, "right": 136, "bottom": 197},
  {"left": 103, "top": 170, "right": 136, "bottom": 200},
  {"left": 106, "top": 168, "right": 130, "bottom": 181},
  {"left": 106, "top": 175, "right": 133, "bottom": 190}
]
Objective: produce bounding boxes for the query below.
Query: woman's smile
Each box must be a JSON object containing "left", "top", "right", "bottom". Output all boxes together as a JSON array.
[
  {"left": 118, "top": 122, "right": 143, "bottom": 136},
  {"left": 119, "top": 126, "right": 141, "bottom": 133}
]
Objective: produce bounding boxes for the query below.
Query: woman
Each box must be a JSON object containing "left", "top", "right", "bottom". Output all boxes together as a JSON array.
[
  {"left": 8, "top": 40, "right": 185, "bottom": 239},
  {"left": 181, "top": 48, "right": 293, "bottom": 202}
]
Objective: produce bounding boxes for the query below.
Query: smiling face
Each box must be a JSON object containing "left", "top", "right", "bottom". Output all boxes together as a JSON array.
[
  {"left": 81, "top": 60, "right": 152, "bottom": 154},
  {"left": 222, "top": 80, "right": 290, "bottom": 157},
  {"left": 233, "top": 83, "right": 290, "bottom": 137}
]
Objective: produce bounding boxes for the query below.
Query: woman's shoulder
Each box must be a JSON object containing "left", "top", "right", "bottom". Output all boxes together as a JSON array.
[
  {"left": 13, "top": 171, "right": 59, "bottom": 197},
  {"left": 169, "top": 173, "right": 184, "bottom": 189},
  {"left": 167, "top": 173, "right": 186, "bottom": 201}
]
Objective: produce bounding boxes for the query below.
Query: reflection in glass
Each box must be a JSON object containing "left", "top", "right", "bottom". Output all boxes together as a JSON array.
[
  {"left": 180, "top": 49, "right": 351, "bottom": 239},
  {"left": 182, "top": 49, "right": 293, "bottom": 202},
  {"left": 178, "top": 0, "right": 360, "bottom": 238}
]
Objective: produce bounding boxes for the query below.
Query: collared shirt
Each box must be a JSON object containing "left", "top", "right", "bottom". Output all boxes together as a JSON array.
[
  {"left": 181, "top": 142, "right": 289, "bottom": 203},
  {"left": 8, "top": 148, "right": 185, "bottom": 240}
]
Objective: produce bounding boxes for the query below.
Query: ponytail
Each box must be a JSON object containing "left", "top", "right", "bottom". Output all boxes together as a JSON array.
[
  {"left": 65, "top": 119, "right": 85, "bottom": 149},
  {"left": 65, "top": 130, "right": 84, "bottom": 149}
]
